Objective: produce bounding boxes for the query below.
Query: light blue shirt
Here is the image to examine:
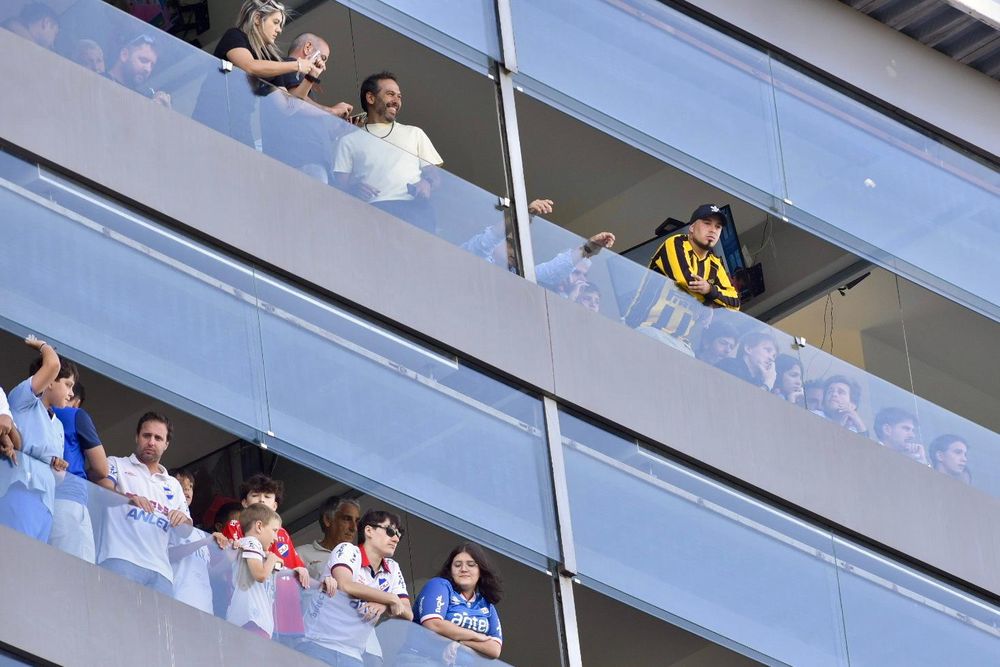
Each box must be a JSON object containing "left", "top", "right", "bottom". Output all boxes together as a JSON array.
[{"left": 0, "top": 378, "right": 64, "bottom": 514}]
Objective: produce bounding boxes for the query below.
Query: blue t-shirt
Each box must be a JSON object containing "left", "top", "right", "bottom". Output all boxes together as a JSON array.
[
  {"left": 53, "top": 407, "right": 101, "bottom": 506},
  {"left": 407, "top": 577, "right": 502, "bottom": 660}
]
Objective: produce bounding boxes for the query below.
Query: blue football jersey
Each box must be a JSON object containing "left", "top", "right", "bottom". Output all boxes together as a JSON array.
[{"left": 413, "top": 577, "right": 502, "bottom": 642}]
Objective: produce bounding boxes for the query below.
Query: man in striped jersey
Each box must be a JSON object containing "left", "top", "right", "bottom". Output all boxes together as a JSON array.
[{"left": 624, "top": 204, "right": 740, "bottom": 356}]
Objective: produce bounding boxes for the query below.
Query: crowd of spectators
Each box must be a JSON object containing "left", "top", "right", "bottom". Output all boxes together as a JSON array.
[
  {"left": 0, "top": 338, "right": 505, "bottom": 665},
  {"left": 622, "top": 203, "right": 978, "bottom": 480},
  {"left": 0, "top": 9, "right": 993, "bottom": 666}
]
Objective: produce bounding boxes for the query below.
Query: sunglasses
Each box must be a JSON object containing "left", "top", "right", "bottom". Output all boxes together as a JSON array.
[{"left": 371, "top": 524, "right": 404, "bottom": 539}]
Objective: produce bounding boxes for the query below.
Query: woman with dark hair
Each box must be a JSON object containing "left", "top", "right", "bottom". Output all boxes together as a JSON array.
[
  {"left": 772, "top": 354, "right": 805, "bottom": 407},
  {"left": 406, "top": 543, "right": 503, "bottom": 661}
]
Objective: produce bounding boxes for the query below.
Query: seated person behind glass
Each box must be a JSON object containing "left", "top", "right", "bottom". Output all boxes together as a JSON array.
[{"left": 624, "top": 204, "right": 740, "bottom": 356}]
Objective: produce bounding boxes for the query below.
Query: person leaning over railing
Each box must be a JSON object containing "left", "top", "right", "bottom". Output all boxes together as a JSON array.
[
  {"left": 192, "top": 0, "right": 317, "bottom": 147},
  {"left": 261, "top": 32, "right": 355, "bottom": 184},
  {"left": 301, "top": 510, "right": 413, "bottom": 666},
  {"left": 402, "top": 542, "right": 504, "bottom": 663},
  {"left": 624, "top": 204, "right": 740, "bottom": 357},
  {"left": 51, "top": 378, "right": 109, "bottom": 564},
  {"left": 460, "top": 198, "right": 615, "bottom": 287},
  {"left": 0, "top": 336, "right": 71, "bottom": 544}
]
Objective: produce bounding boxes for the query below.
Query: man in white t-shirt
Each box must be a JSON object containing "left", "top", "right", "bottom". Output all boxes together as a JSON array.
[
  {"left": 300, "top": 509, "right": 412, "bottom": 666},
  {"left": 97, "top": 411, "right": 191, "bottom": 596},
  {"left": 334, "top": 71, "right": 443, "bottom": 234}
]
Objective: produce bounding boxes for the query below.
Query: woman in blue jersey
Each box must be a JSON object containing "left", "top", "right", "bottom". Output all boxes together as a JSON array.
[{"left": 406, "top": 543, "right": 503, "bottom": 662}]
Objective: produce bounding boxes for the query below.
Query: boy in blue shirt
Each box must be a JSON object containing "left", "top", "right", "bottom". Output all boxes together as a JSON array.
[
  {"left": 52, "top": 380, "right": 109, "bottom": 563},
  {"left": 0, "top": 336, "right": 73, "bottom": 542}
]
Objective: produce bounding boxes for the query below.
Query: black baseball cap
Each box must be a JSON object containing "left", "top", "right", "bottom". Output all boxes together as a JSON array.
[{"left": 689, "top": 204, "right": 728, "bottom": 226}]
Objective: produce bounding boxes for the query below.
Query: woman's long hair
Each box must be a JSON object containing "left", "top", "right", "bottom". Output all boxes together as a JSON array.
[
  {"left": 235, "top": 0, "right": 286, "bottom": 61},
  {"left": 436, "top": 543, "right": 504, "bottom": 605}
]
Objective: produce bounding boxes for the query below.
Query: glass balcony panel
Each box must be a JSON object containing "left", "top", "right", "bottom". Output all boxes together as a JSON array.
[
  {"left": 336, "top": 0, "right": 500, "bottom": 65},
  {"left": 0, "top": 150, "right": 269, "bottom": 435},
  {"left": 559, "top": 411, "right": 849, "bottom": 666},
  {"left": 833, "top": 537, "right": 1000, "bottom": 666},
  {"left": 375, "top": 618, "right": 514, "bottom": 666},
  {"left": 771, "top": 59, "right": 1000, "bottom": 319},
  {"left": 509, "top": 0, "right": 785, "bottom": 202},
  {"left": 252, "top": 273, "right": 559, "bottom": 563}
]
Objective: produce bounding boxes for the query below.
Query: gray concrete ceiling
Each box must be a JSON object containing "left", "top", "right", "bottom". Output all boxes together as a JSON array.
[{"left": 841, "top": 0, "right": 1000, "bottom": 79}]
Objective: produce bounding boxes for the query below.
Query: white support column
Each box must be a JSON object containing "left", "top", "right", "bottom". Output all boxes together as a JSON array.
[
  {"left": 494, "top": 0, "right": 537, "bottom": 282},
  {"left": 543, "top": 397, "right": 584, "bottom": 667}
]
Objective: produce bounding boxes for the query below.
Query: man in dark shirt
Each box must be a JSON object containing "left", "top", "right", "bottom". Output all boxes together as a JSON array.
[
  {"left": 716, "top": 330, "right": 777, "bottom": 390},
  {"left": 262, "top": 32, "right": 353, "bottom": 183},
  {"left": 107, "top": 34, "right": 170, "bottom": 107}
]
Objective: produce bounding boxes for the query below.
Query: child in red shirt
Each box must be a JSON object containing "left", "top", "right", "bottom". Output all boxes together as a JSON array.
[{"left": 223, "top": 474, "right": 310, "bottom": 642}]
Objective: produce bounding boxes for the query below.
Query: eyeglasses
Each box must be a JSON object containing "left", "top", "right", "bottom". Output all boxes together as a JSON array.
[{"left": 371, "top": 524, "right": 404, "bottom": 539}]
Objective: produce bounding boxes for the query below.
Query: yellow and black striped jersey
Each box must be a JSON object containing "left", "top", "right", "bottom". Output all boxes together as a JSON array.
[{"left": 624, "top": 233, "right": 740, "bottom": 339}]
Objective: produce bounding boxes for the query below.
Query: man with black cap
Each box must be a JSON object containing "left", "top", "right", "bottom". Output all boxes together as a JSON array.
[{"left": 624, "top": 204, "right": 740, "bottom": 356}]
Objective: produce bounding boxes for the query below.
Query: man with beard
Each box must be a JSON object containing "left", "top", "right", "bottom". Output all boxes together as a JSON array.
[
  {"left": 107, "top": 34, "right": 171, "bottom": 108},
  {"left": 625, "top": 204, "right": 741, "bottom": 356},
  {"left": 97, "top": 412, "right": 191, "bottom": 595},
  {"left": 334, "top": 71, "right": 443, "bottom": 233},
  {"left": 874, "top": 407, "right": 929, "bottom": 465}
]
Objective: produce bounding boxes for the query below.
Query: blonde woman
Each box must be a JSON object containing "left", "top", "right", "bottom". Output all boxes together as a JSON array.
[{"left": 193, "top": 0, "right": 317, "bottom": 147}]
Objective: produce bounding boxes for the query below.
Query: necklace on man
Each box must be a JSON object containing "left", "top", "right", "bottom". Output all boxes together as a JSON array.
[{"left": 364, "top": 121, "right": 395, "bottom": 139}]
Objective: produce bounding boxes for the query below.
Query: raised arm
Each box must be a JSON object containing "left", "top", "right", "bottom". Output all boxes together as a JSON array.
[{"left": 25, "top": 336, "right": 60, "bottom": 396}]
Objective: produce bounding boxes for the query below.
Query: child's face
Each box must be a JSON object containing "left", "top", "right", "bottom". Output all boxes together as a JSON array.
[
  {"left": 45, "top": 375, "right": 75, "bottom": 409},
  {"left": 258, "top": 518, "right": 281, "bottom": 550},
  {"left": 244, "top": 491, "right": 278, "bottom": 511},
  {"left": 179, "top": 478, "right": 194, "bottom": 506}
]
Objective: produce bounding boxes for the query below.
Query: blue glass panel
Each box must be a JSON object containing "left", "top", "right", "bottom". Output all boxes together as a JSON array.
[
  {"left": 0, "top": 151, "right": 269, "bottom": 434},
  {"left": 834, "top": 537, "right": 1000, "bottom": 666},
  {"left": 560, "top": 411, "right": 849, "bottom": 666},
  {"left": 771, "top": 60, "right": 1000, "bottom": 319},
  {"left": 339, "top": 0, "right": 500, "bottom": 62},
  {"left": 254, "top": 274, "right": 559, "bottom": 562},
  {"left": 510, "top": 0, "right": 785, "bottom": 201}
]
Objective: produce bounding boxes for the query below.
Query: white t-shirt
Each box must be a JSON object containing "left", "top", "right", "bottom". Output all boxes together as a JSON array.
[
  {"left": 98, "top": 454, "right": 190, "bottom": 582},
  {"left": 304, "top": 543, "right": 408, "bottom": 661},
  {"left": 0, "top": 387, "right": 10, "bottom": 418},
  {"left": 333, "top": 122, "right": 443, "bottom": 203},
  {"left": 171, "top": 533, "right": 214, "bottom": 614},
  {"left": 227, "top": 536, "right": 277, "bottom": 637},
  {"left": 298, "top": 539, "right": 333, "bottom": 582}
]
